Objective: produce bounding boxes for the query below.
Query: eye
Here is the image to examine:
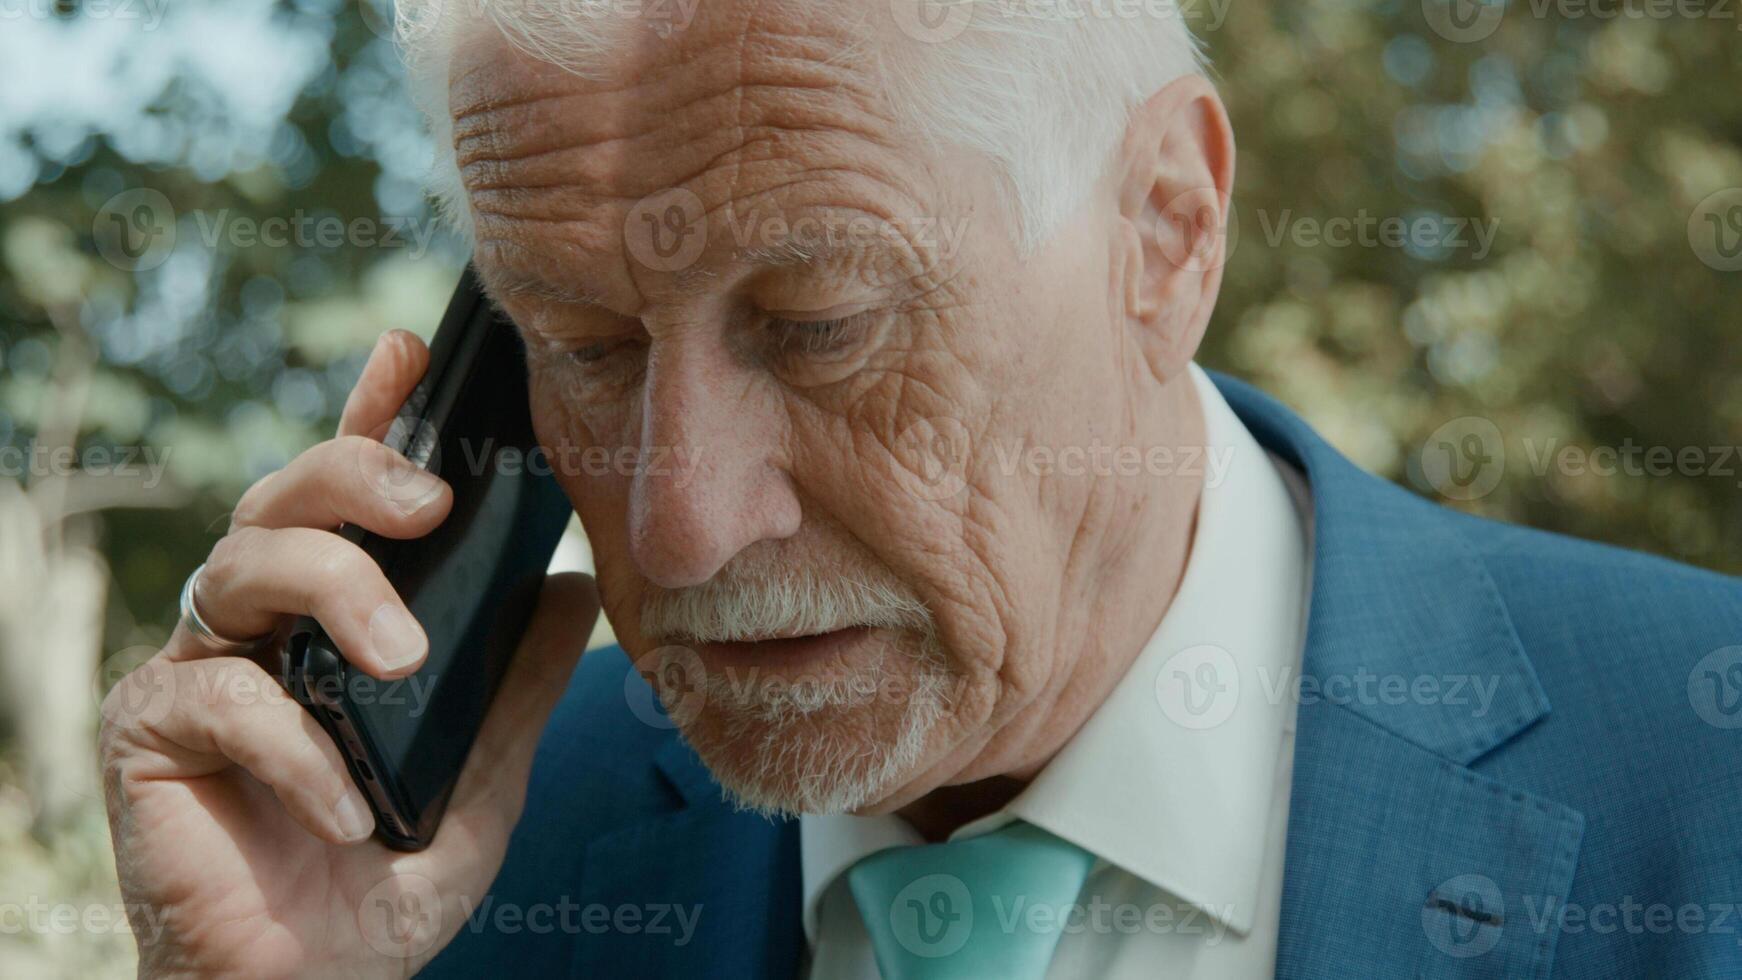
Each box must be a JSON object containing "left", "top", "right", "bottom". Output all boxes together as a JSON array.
[
  {"left": 568, "top": 341, "right": 612, "bottom": 365},
  {"left": 768, "top": 312, "right": 872, "bottom": 359},
  {"left": 561, "top": 332, "right": 645, "bottom": 368},
  {"left": 554, "top": 336, "right": 648, "bottom": 396}
]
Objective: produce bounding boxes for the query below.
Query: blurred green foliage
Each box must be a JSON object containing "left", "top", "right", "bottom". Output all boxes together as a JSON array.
[
  {"left": 2, "top": 2, "right": 466, "bottom": 648},
  {"left": 1203, "top": 0, "right": 1742, "bottom": 567},
  {"left": 0, "top": 0, "right": 1737, "bottom": 974}
]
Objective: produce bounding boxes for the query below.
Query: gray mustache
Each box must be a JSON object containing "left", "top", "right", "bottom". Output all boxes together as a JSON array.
[{"left": 641, "top": 571, "right": 932, "bottom": 645}]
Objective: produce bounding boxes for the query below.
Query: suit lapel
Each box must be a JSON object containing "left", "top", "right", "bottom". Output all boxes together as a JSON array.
[
  {"left": 1215, "top": 372, "right": 1587, "bottom": 979},
  {"left": 569, "top": 738, "right": 804, "bottom": 980}
]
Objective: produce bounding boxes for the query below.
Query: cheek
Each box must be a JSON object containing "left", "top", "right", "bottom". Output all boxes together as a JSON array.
[
  {"left": 528, "top": 358, "right": 635, "bottom": 449},
  {"left": 785, "top": 370, "right": 1025, "bottom": 686},
  {"left": 529, "top": 369, "right": 646, "bottom": 631},
  {"left": 830, "top": 353, "right": 1066, "bottom": 711},
  {"left": 565, "top": 471, "right": 646, "bottom": 650}
]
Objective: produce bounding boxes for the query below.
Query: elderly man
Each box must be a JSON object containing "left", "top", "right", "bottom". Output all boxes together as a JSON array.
[{"left": 102, "top": 2, "right": 1742, "bottom": 979}]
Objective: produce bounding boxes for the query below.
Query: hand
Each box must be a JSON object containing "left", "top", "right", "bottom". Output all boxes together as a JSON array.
[{"left": 100, "top": 330, "right": 599, "bottom": 979}]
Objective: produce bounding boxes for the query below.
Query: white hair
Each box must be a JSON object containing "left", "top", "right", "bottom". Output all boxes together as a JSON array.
[{"left": 394, "top": 0, "right": 1207, "bottom": 255}]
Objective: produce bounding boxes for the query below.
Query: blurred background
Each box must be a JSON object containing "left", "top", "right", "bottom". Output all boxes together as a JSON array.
[{"left": 0, "top": 0, "right": 1737, "bottom": 974}]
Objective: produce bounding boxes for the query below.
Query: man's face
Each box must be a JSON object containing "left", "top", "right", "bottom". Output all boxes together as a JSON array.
[{"left": 454, "top": 4, "right": 1146, "bottom": 815}]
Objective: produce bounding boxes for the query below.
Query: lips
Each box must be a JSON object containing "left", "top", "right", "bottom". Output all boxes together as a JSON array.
[{"left": 685, "top": 624, "right": 877, "bottom": 674}]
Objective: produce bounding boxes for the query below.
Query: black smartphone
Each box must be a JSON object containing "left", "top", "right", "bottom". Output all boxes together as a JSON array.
[{"left": 280, "top": 266, "right": 574, "bottom": 851}]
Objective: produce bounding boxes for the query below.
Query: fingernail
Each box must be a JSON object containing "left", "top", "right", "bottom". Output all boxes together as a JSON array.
[
  {"left": 335, "top": 790, "right": 374, "bottom": 842},
  {"left": 380, "top": 464, "right": 444, "bottom": 516},
  {"left": 370, "top": 603, "right": 428, "bottom": 671}
]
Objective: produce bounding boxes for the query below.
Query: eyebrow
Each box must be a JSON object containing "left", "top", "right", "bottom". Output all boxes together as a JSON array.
[
  {"left": 480, "top": 268, "right": 611, "bottom": 309},
  {"left": 736, "top": 230, "right": 901, "bottom": 274},
  {"left": 738, "top": 236, "right": 829, "bottom": 269},
  {"left": 480, "top": 235, "right": 895, "bottom": 310},
  {"left": 482, "top": 266, "right": 725, "bottom": 310}
]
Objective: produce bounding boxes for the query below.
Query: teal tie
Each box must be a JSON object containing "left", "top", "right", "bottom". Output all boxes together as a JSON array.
[{"left": 845, "top": 821, "right": 1095, "bottom": 980}]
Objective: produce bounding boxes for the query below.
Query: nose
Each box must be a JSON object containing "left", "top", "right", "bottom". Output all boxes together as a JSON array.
[{"left": 627, "top": 339, "right": 802, "bottom": 588}]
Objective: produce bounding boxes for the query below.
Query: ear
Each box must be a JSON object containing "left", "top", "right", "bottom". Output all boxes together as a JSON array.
[{"left": 1112, "top": 75, "right": 1235, "bottom": 386}]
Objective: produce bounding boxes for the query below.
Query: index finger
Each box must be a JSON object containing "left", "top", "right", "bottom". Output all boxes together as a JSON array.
[{"left": 338, "top": 329, "right": 430, "bottom": 440}]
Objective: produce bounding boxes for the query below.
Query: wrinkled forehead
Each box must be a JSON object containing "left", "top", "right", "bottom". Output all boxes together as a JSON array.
[
  {"left": 443, "top": 1, "right": 973, "bottom": 302},
  {"left": 445, "top": 1, "right": 902, "bottom": 192}
]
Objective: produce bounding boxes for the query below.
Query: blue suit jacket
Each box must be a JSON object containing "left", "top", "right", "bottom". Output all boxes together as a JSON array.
[{"left": 423, "top": 373, "right": 1742, "bottom": 978}]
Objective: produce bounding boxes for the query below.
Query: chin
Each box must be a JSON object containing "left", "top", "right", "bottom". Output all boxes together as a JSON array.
[{"left": 656, "top": 640, "right": 958, "bottom": 818}]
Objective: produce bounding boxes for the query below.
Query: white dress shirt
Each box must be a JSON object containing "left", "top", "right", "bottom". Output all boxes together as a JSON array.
[{"left": 800, "top": 363, "right": 1315, "bottom": 980}]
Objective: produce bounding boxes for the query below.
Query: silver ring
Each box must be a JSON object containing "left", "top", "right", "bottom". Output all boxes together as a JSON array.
[{"left": 179, "top": 563, "right": 258, "bottom": 652}]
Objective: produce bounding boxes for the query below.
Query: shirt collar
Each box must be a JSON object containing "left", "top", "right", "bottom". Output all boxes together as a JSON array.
[{"left": 800, "top": 363, "right": 1312, "bottom": 942}]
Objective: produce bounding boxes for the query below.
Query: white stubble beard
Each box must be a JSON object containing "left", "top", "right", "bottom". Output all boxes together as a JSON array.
[{"left": 644, "top": 566, "right": 958, "bottom": 817}]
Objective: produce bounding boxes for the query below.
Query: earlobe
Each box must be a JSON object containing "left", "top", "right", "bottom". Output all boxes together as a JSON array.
[{"left": 1112, "top": 75, "right": 1236, "bottom": 386}]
